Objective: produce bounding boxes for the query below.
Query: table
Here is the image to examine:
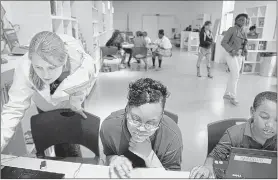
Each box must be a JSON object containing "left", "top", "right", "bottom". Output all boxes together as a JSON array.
[
  {"left": 1, "top": 54, "right": 22, "bottom": 73},
  {"left": 122, "top": 43, "right": 134, "bottom": 49},
  {"left": 1, "top": 154, "right": 190, "bottom": 178}
]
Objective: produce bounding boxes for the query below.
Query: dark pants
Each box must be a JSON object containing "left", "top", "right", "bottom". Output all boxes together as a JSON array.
[
  {"left": 36, "top": 107, "right": 82, "bottom": 158},
  {"left": 123, "top": 48, "right": 133, "bottom": 64}
]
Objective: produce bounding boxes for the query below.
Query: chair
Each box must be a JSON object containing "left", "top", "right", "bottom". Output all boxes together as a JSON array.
[
  {"left": 164, "top": 110, "right": 178, "bottom": 124},
  {"left": 131, "top": 47, "right": 149, "bottom": 70},
  {"left": 100, "top": 46, "right": 121, "bottom": 72},
  {"left": 31, "top": 109, "right": 101, "bottom": 164},
  {"left": 207, "top": 118, "right": 247, "bottom": 155}
]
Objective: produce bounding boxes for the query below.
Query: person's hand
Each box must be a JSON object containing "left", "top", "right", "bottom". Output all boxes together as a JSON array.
[
  {"left": 189, "top": 165, "right": 215, "bottom": 179},
  {"left": 109, "top": 155, "right": 133, "bottom": 178},
  {"left": 229, "top": 49, "right": 238, "bottom": 57},
  {"left": 128, "top": 137, "right": 152, "bottom": 160},
  {"left": 69, "top": 91, "right": 87, "bottom": 119}
]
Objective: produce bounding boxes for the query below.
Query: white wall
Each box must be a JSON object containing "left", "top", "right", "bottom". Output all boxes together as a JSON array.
[
  {"left": 1, "top": 1, "right": 52, "bottom": 45},
  {"left": 234, "top": 1, "right": 276, "bottom": 17},
  {"left": 113, "top": 1, "right": 223, "bottom": 33}
]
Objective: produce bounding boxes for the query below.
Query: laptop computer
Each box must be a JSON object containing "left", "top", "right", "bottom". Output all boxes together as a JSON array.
[
  {"left": 3, "top": 28, "right": 29, "bottom": 56},
  {"left": 225, "top": 147, "right": 277, "bottom": 179},
  {"left": 1, "top": 166, "right": 65, "bottom": 179}
]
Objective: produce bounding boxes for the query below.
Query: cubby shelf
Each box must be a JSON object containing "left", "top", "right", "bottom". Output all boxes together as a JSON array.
[{"left": 242, "top": 5, "right": 276, "bottom": 75}]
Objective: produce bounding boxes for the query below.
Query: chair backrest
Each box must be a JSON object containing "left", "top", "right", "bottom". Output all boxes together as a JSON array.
[
  {"left": 100, "top": 46, "right": 118, "bottom": 57},
  {"left": 31, "top": 109, "right": 100, "bottom": 158},
  {"left": 164, "top": 110, "right": 178, "bottom": 124},
  {"left": 132, "top": 47, "right": 148, "bottom": 59},
  {"left": 207, "top": 118, "right": 247, "bottom": 155}
]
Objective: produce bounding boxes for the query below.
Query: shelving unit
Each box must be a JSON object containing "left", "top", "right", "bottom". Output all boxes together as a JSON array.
[
  {"left": 50, "top": 0, "right": 114, "bottom": 76},
  {"left": 192, "top": 14, "right": 211, "bottom": 30},
  {"left": 180, "top": 31, "right": 199, "bottom": 53},
  {"left": 242, "top": 5, "right": 276, "bottom": 74}
]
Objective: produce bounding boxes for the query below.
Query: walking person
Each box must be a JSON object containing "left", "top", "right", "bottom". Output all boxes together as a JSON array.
[
  {"left": 221, "top": 13, "right": 248, "bottom": 106},
  {"left": 196, "top": 21, "right": 214, "bottom": 78}
]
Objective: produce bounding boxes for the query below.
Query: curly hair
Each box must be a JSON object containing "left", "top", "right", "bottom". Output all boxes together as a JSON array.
[
  {"left": 253, "top": 91, "right": 277, "bottom": 110},
  {"left": 127, "top": 78, "right": 170, "bottom": 108}
]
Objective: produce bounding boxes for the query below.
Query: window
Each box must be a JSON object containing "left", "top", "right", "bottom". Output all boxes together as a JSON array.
[{"left": 220, "top": 1, "right": 235, "bottom": 34}]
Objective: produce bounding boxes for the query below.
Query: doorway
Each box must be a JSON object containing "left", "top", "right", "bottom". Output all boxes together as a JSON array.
[{"left": 142, "top": 14, "right": 177, "bottom": 41}]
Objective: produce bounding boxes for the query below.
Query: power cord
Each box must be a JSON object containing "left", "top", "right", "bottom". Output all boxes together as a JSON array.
[{"left": 73, "top": 157, "right": 83, "bottom": 178}]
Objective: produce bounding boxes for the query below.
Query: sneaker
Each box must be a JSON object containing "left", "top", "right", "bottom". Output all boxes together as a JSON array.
[
  {"left": 150, "top": 66, "right": 155, "bottom": 69},
  {"left": 156, "top": 67, "right": 161, "bottom": 71},
  {"left": 230, "top": 98, "right": 239, "bottom": 106},
  {"left": 208, "top": 74, "right": 213, "bottom": 78}
]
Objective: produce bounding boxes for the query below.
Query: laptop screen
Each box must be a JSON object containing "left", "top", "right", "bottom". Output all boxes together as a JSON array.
[{"left": 225, "top": 148, "right": 277, "bottom": 179}]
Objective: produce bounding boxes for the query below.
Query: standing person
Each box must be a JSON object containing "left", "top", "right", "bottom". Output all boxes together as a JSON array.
[
  {"left": 1, "top": 31, "right": 95, "bottom": 157},
  {"left": 100, "top": 78, "right": 183, "bottom": 178},
  {"left": 221, "top": 13, "right": 248, "bottom": 106},
  {"left": 152, "top": 29, "right": 172, "bottom": 71},
  {"left": 196, "top": 21, "right": 214, "bottom": 78}
]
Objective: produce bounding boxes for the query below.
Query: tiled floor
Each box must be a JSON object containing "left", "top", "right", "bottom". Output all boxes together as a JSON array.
[{"left": 83, "top": 47, "right": 277, "bottom": 171}]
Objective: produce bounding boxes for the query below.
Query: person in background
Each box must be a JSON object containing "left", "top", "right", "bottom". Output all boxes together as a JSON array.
[
  {"left": 196, "top": 21, "right": 214, "bottom": 78},
  {"left": 100, "top": 78, "right": 183, "bottom": 178},
  {"left": 221, "top": 13, "right": 248, "bottom": 106},
  {"left": 152, "top": 29, "right": 172, "bottom": 71},
  {"left": 143, "top": 31, "right": 151, "bottom": 45},
  {"left": 247, "top": 25, "right": 259, "bottom": 39},
  {"left": 190, "top": 91, "right": 277, "bottom": 179},
  {"left": 120, "top": 32, "right": 133, "bottom": 66},
  {"left": 105, "top": 30, "right": 126, "bottom": 68},
  {"left": 105, "top": 29, "right": 122, "bottom": 48},
  {"left": 1, "top": 31, "right": 95, "bottom": 156},
  {"left": 127, "top": 31, "right": 146, "bottom": 67},
  {"left": 185, "top": 25, "right": 192, "bottom": 31}
]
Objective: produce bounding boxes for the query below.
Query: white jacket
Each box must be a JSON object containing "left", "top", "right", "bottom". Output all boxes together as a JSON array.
[
  {"left": 1, "top": 34, "right": 95, "bottom": 151},
  {"left": 154, "top": 36, "right": 172, "bottom": 49}
]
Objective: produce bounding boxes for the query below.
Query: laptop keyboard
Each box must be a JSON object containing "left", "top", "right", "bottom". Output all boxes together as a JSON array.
[{"left": 1, "top": 166, "right": 65, "bottom": 179}]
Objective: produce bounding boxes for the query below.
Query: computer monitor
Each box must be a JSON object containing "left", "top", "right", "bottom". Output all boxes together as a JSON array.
[{"left": 225, "top": 147, "right": 277, "bottom": 179}]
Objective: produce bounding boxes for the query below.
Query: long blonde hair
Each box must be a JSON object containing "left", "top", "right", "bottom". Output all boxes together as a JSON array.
[{"left": 28, "top": 31, "right": 69, "bottom": 90}]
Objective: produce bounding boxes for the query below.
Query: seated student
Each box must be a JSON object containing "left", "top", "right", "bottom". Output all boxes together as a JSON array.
[
  {"left": 189, "top": 91, "right": 277, "bottom": 179},
  {"left": 128, "top": 31, "right": 147, "bottom": 69},
  {"left": 105, "top": 30, "right": 126, "bottom": 68},
  {"left": 143, "top": 31, "right": 152, "bottom": 45},
  {"left": 100, "top": 78, "right": 183, "bottom": 178},
  {"left": 132, "top": 31, "right": 147, "bottom": 48},
  {"left": 152, "top": 29, "right": 172, "bottom": 71},
  {"left": 247, "top": 25, "right": 259, "bottom": 39},
  {"left": 120, "top": 32, "right": 133, "bottom": 65},
  {"left": 105, "top": 30, "right": 122, "bottom": 48}
]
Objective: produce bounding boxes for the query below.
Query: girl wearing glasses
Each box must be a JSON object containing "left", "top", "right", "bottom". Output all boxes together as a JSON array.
[{"left": 100, "top": 78, "right": 183, "bottom": 178}]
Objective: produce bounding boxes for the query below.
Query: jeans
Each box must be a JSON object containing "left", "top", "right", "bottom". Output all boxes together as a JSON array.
[
  {"left": 197, "top": 47, "right": 211, "bottom": 68},
  {"left": 225, "top": 52, "right": 244, "bottom": 98}
]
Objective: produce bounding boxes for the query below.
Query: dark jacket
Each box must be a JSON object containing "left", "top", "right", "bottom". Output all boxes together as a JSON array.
[{"left": 199, "top": 28, "right": 213, "bottom": 49}]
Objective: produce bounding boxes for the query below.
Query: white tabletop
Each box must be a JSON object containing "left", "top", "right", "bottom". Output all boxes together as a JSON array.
[
  {"left": 122, "top": 44, "right": 134, "bottom": 49},
  {"left": 1, "top": 154, "right": 190, "bottom": 178},
  {"left": 1, "top": 54, "right": 22, "bottom": 73}
]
